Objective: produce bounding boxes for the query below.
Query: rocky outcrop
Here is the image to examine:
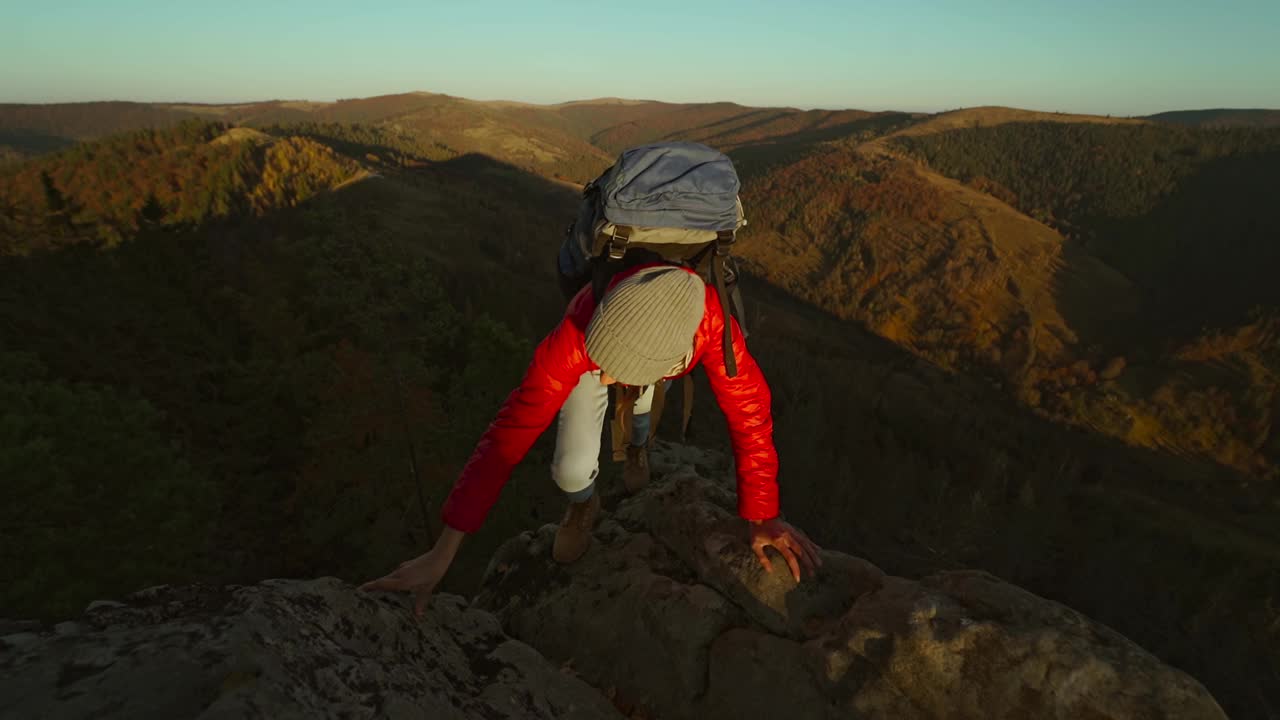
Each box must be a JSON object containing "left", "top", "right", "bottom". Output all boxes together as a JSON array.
[
  {"left": 0, "top": 578, "right": 621, "bottom": 720},
  {"left": 0, "top": 441, "right": 1229, "bottom": 720},
  {"left": 476, "top": 441, "right": 1226, "bottom": 720}
]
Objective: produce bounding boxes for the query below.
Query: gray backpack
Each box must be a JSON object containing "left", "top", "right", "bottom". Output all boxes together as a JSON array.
[{"left": 557, "top": 142, "right": 749, "bottom": 377}]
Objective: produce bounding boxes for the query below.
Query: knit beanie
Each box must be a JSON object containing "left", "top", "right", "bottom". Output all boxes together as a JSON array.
[{"left": 585, "top": 266, "right": 706, "bottom": 386}]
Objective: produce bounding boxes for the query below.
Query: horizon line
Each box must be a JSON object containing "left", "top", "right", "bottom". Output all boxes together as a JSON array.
[{"left": 2, "top": 91, "right": 1277, "bottom": 119}]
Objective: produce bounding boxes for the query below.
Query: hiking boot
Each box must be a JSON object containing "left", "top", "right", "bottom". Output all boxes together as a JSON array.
[
  {"left": 552, "top": 492, "right": 601, "bottom": 564},
  {"left": 623, "top": 445, "right": 650, "bottom": 494}
]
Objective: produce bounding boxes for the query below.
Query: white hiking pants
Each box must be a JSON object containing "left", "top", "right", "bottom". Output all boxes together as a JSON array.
[{"left": 551, "top": 370, "right": 658, "bottom": 496}]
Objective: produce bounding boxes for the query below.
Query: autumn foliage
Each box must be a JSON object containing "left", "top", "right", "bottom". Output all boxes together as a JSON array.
[{"left": 0, "top": 120, "right": 361, "bottom": 253}]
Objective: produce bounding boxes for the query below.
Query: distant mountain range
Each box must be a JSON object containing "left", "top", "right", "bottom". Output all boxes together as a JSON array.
[
  {"left": 6, "top": 94, "right": 1271, "bottom": 171},
  {"left": 1144, "top": 108, "right": 1280, "bottom": 128},
  {"left": 0, "top": 94, "right": 910, "bottom": 179},
  {"left": 1, "top": 95, "right": 1274, "bottom": 149}
]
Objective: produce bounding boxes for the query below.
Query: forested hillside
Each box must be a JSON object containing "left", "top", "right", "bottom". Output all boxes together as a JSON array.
[
  {"left": 2, "top": 105, "right": 1279, "bottom": 717},
  {"left": 0, "top": 101, "right": 200, "bottom": 164},
  {"left": 724, "top": 114, "right": 1280, "bottom": 481},
  {"left": 893, "top": 122, "right": 1280, "bottom": 331},
  {"left": 0, "top": 121, "right": 364, "bottom": 252},
  {"left": 1, "top": 124, "right": 578, "bottom": 623},
  {"left": 878, "top": 122, "right": 1280, "bottom": 478}
]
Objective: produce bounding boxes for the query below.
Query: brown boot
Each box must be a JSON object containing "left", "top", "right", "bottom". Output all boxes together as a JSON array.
[
  {"left": 623, "top": 445, "right": 650, "bottom": 494},
  {"left": 552, "top": 492, "right": 601, "bottom": 564}
]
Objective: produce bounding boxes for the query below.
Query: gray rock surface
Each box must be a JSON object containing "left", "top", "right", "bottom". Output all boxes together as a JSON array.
[
  {"left": 0, "top": 578, "right": 622, "bottom": 720},
  {"left": 476, "top": 440, "right": 1227, "bottom": 720},
  {"left": 0, "top": 440, "right": 1229, "bottom": 720}
]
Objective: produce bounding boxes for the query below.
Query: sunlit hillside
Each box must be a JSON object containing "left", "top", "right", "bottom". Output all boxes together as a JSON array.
[
  {"left": 708, "top": 105, "right": 1280, "bottom": 480},
  {"left": 0, "top": 121, "right": 365, "bottom": 252}
]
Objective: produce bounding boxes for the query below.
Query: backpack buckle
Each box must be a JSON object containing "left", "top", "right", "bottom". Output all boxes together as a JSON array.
[{"left": 606, "top": 226, "right": 632, "bottom": 260}]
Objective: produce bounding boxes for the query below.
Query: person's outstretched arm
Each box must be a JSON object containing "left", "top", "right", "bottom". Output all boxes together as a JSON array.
[
  {"left": 362, "top": 306, "right": 592, "bottom": 612},
  {"left": 701, "top": 289, "right": 823, "bottom": 582},
  {"left": 440, "top": 313, "right": 591, "bottom": 533},
  {"left": 360, "top": 524, "right": 464, "bottom": 617}
]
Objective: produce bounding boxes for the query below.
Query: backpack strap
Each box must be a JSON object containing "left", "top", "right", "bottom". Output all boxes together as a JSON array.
[
  {"left": 727, "top": 269, "right": 749, "bottom": 339},
  {"left": 648, "top": 380, "right": 667, "bottom": 446},
  {"left": 681, "top": 373, "right": 695, "bottom": 441},
  {"left": 590, "top": 225, "right": 632, "bottom": 301},
  {"left": 712, "top": 229, "right": 738, "bottom": 377},
  {"left": 591, "top": 225, "right": 740, "bottom": 378}
]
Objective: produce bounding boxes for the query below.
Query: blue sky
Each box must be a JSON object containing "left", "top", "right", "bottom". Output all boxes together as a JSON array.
[{"left": 2, "top": 0, "right": 1277, "bottom": 115}]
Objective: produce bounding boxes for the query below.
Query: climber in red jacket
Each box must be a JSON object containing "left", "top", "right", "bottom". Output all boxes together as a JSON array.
[{"left": 362, "top": 264, "right": 821, "bottom": 616}]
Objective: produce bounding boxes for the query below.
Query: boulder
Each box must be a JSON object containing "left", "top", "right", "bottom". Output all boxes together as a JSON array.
[
  {"left": 476, "top": 441, "right": 1226, "bottom": 720},
  {"left": 0, "top": 578, "right": 621, "bottom": 720}
]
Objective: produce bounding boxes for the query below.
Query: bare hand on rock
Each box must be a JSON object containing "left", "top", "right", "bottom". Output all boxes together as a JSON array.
[
  {"left": 360, "top": 548, "right": 451, "bottom": 617},
  {"left": 750, "top": 518, "right": 823, "bottom": 582}
]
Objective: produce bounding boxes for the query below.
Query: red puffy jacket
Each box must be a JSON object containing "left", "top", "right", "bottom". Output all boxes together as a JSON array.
[{"left": 441, "top": 264, "right": 779, "bottom": 533}]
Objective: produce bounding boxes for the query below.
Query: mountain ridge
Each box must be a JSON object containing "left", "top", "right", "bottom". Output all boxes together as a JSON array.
[{"left": 1146, "top": 108, "right": 1280, "bottom": 128}]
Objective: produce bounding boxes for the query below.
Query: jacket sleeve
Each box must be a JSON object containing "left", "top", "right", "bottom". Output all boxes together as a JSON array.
[
  {"left": 700, "top": 287, "right": 781, "bottom": 522},
  {"left": 441, "top": 315, "right": 591, "bottom": 533}
]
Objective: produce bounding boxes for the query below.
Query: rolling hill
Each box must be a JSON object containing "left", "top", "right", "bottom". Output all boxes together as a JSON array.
[
  {"left": 1147, "top": 108, "right": 1280, "bottom": 128},
  {"left": 1, "top": 95, "right": 909, "bottom": 182},
  {"left": 0, "top": 101, "right": 202, "bottom": 165},
  {"left": 0, "top": 120, "right": 367, "bottom": 253},
  {"left": 731, "top": 106, "right": 1280, "bottom": 479}
]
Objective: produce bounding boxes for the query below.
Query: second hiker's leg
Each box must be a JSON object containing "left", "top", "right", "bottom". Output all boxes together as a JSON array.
[
  {"left": 624, "top": 382, "right": 664, "bottom": 493},
  {"left": 630, "top": 384, "right": 657, "bottom": 448},
  {"left": 551, "top": 370, "right": 607, "bottom": 563},
  {"left": 629, "top": 380, "right": 671, "bottom": 445},
  {"left": 552, "top": 370, "right": 609, "bottom": 498}
]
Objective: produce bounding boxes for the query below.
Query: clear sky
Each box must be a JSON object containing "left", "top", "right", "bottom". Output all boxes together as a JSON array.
[{"left": 2, "top": 0, "right": 1277, "bottom": 116}]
